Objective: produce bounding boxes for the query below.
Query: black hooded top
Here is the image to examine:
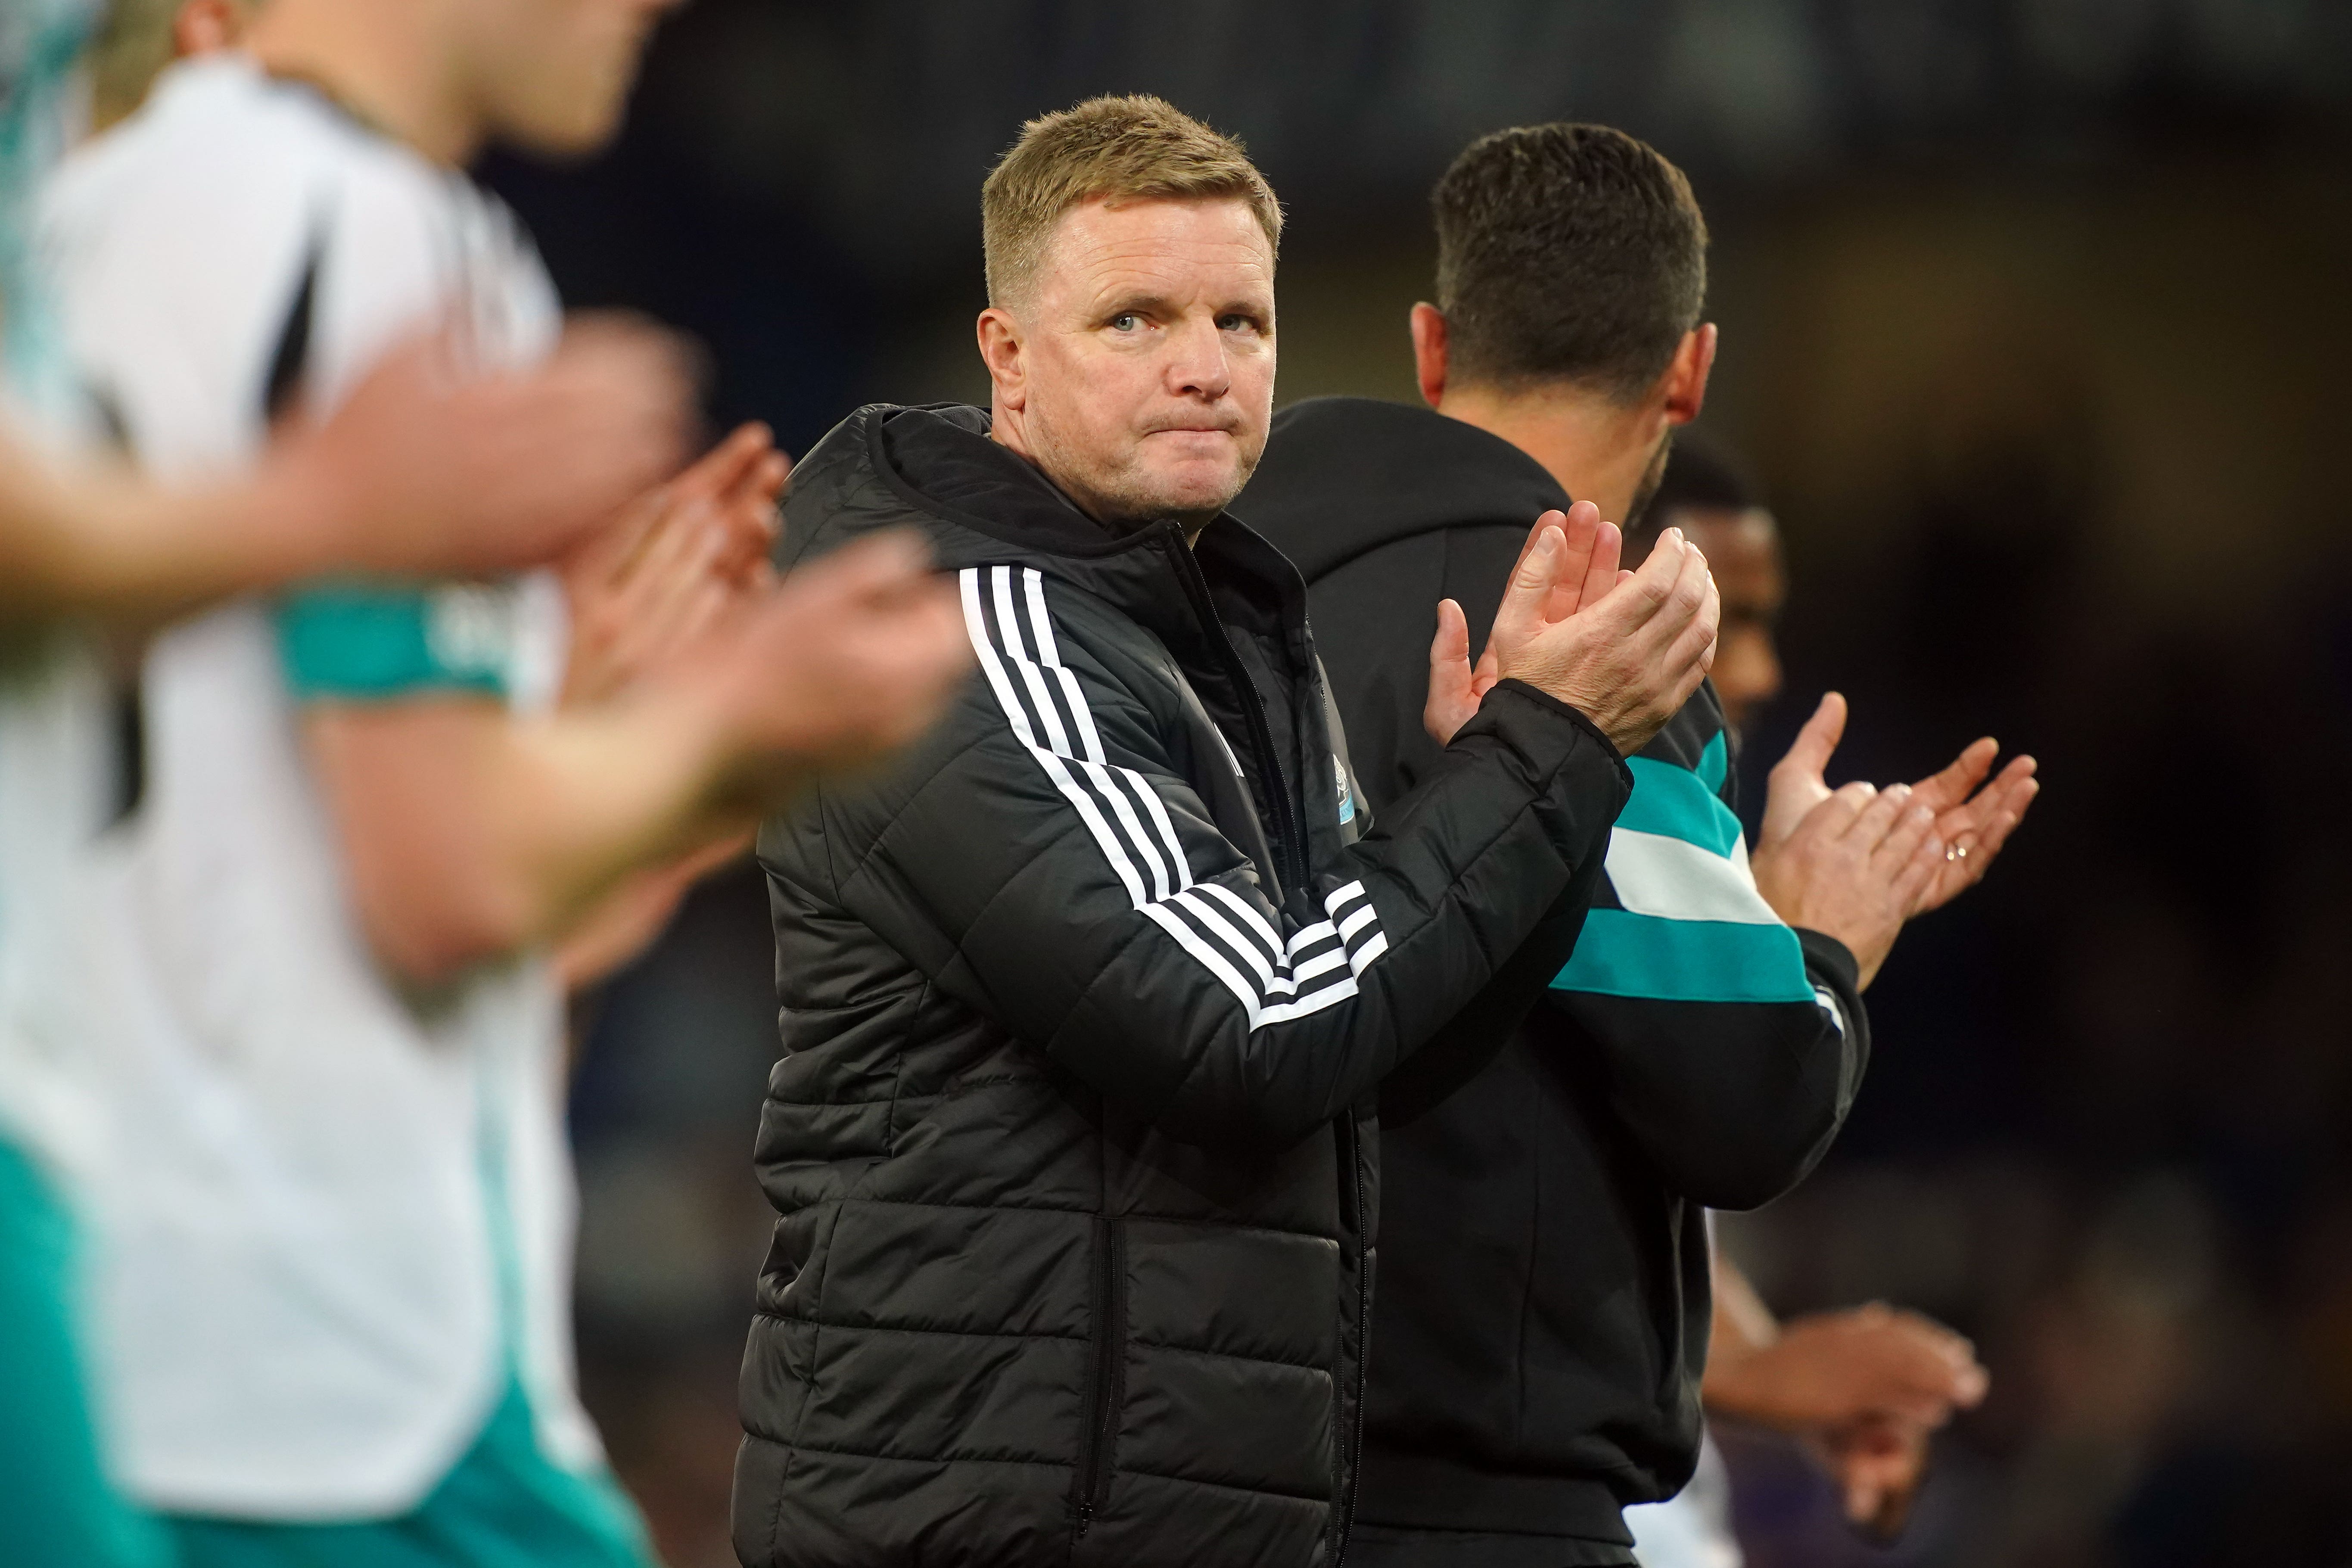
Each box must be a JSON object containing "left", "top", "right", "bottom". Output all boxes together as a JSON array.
[
  {"left": 1241, "top": 398, "right": 1869, "bottom": 1564},
  {"left": 733, "top": 403, "right": 1633, "bottom": 1568}
]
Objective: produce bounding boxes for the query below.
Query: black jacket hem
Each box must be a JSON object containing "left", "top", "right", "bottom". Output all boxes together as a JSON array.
[{"left": 1353, "top": 1446, "right": 1633, "bottom": 1544}]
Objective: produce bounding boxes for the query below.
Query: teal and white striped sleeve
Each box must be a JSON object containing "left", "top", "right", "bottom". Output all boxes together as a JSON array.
[
  {"left": 1538, "top": 713, "right": 1870, "bottom": 1211},
  {"left": 1550, "top": 731, "right": 1822, "bottom": 1008}
]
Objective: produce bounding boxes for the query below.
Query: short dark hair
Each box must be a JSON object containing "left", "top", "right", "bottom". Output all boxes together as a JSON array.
[{"left": 1431, "top": 123, "right": 1708, "bottom": 401}]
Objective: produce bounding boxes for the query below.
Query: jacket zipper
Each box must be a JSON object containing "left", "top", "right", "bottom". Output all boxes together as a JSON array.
[
  {"left": 1160, "top": 532, "right": 1313, "bottom": 893},
  {"left": 1073, "top": 1214, "right": 1126, "bottom": 1538},
  {"left": 1328, "top": 1113, "right": 1373, "bottom": 1565},
  {"left": 1164, "top": 531, "right": 1360, "bottom": 1556}
]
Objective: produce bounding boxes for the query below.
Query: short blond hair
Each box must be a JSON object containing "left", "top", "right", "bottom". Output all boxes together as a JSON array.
[{"left": 980, "top": 94, "right": 1283, "bottom": 309}]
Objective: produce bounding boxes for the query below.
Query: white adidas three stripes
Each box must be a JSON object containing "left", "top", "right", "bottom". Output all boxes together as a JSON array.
[{"left": 959, "top": 565, "right": 1389, "bottom": 1031}]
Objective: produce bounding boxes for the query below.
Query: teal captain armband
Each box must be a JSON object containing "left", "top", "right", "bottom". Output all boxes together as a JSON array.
[{"left": 275, "top": 581, "right": 519, "bottom": 702}]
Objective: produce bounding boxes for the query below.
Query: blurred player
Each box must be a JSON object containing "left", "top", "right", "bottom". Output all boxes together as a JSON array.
[
  {"left": 3, "top": 11, "right": 688, "bottom": 1568},
  {"left": 69, "top": 0, "right": 766, "bottom": 996},
  {"left": 1618, "top": 440, "right": 2001, "bottom": 1565},
  {"left": 0, "top": 331, "right": 709, "bottom": 1568},
  {"left": 21, "top": 4, "right": 969, "bottom": 1568}
]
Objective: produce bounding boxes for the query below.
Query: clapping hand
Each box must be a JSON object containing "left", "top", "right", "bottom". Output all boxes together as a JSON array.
[
  {"left": 1425, "top": 502, "right": 1720, "bottom": 758},
  {"left": 548, "top": 423, "right": 792, "bottom": 984},
  {"left": 562, "top": 421, "right": 789, "bottom": 706},
  {"left": 1424, "top": 502, "right": 1623, "bottom": 745},
  {"left": 1706, "top": 1302, "right": 1987, "bottom": 1540},
  {"left": 1752, "top": 692, "right": 2038, "bottom": 986},
  {"left": 1813, "top": 1410, "right": 1934, "bottom": 1542},
  {"left": 1904, "top": 731, "right": 2039, "bottom": 913}
]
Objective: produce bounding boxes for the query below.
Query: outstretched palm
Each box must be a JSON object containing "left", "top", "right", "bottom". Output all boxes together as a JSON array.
[
  {"left": 1905, "top": 736, "right": 2039, "bottom": 912},
  {"left": 1761, "top": 692, "right": 2038, "bottom": 918}
]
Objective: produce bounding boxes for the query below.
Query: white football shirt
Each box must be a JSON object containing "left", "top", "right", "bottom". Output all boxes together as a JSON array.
[{"left": 35, "top": 52, "right": 600, "bottom": 1518}]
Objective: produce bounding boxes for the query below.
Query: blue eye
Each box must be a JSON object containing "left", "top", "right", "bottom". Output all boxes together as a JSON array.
[{"left": 1110, "top": 313, "right": 1140, "bottom": 331}]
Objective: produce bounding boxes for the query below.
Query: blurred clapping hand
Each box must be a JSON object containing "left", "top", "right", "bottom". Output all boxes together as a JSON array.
[
  {"left": 551, "top": 415, "right": 790, "bottom": 986},
  {"left": 294, "top": 314, "right": 697, "bottom": 580},
  {"left": 553, "top": 516, "right": 973, "bottom": 991},
  {"left": 1705, "top": 1297, "right": 1988, "bottom": 1539},
  {"left": 560, "top": 420, "right": 789, "bottom": 706}
]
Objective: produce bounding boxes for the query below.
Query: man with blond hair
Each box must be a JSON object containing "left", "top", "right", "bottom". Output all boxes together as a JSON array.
[{"left": 735, "top": 94, "right": 1721, "bottom": 1568}]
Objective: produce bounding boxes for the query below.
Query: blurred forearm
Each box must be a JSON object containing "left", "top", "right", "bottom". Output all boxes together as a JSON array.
[
  {"left": 308, "top": 686, "right": 789, "bottom": 987},
  {"left": 0, "top": 438, "right": 348, "bottom": 626},
  {"left": 1, "top": 320, "right": 694, "bottom": 629},
  {"left": 314, "top": 529, "right": 967, "bottom": 988}
]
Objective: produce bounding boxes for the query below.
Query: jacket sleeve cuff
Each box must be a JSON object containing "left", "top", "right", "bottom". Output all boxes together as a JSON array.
[
  {"left": 1470, "top": 678, "right": 1634, "bottom": 793},
  {"left": 1793, "top": 927, "right": 1871, "bottom": 1060},
  {"left": 1794, "top": 927, "right": 1860, "bottom": 995}
]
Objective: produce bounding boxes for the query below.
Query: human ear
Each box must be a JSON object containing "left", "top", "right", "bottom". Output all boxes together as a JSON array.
[
  {"left": 1661, "top": 323, "right": 1717, "bottom": 427},
  {"left": 1410, "top": 303, "right": 1449, "bottom": 409},
  {"left": 976, "top": 308, "right": 1028, "bottom": 413}
]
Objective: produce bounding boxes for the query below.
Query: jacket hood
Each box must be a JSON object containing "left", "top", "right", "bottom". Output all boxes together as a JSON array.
[{"left": 1237, "top": 396, "right": 1572, "bottom": 582}]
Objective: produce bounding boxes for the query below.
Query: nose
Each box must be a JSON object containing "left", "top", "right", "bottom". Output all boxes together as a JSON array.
[{"left": 1164, "top": 314, "right": 1232, "bottom": 402}]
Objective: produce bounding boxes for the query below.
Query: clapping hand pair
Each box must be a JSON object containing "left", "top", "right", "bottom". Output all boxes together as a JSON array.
[{"left": 1423, "top": 500, "right": 1720, "bottom": 758}]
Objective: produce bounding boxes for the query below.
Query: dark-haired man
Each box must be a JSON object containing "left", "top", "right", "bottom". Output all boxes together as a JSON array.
[
  {"left": 736, "top": 96, "right": 1722, "bottom": 1568},
  {"left": 1241, "top": 124, "right": 2035, "bottom": 1566}
]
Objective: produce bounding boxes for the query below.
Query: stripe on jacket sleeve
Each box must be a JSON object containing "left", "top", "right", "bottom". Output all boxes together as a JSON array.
[
  {"left": 1553, "top": 910, "right": 1817, "bottom": 1003},
  {"left": 959, "top": 565, "right": 1386, "bottom": 1031},
  {"left": 1552, "top": 738, "right": 1811, "bottom": 1005},
  {"left": 992, "top": 566, "right": 1178, "bottom": 903},
  {"left": 1603, "top": 829, "right": 1783, "bottom": 926},
  {"left": 1617, "top": 756, "right": 1744, "bottom": 856}
]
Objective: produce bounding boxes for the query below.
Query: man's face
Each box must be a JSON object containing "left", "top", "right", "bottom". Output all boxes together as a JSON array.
[
  {"left": 462, "top": 0, "right": 681, "bottom": 157},
  {"left": 1672, "top": 504, "right": 1786, "bottom": 737},
  {"left": 992, "top": 196, "right": 1276, "bottom": 531}
]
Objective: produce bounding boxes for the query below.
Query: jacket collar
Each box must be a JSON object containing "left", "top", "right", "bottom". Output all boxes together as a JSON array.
[{"left": 836, "top": 402, "right": 1309, "bottom": 660}]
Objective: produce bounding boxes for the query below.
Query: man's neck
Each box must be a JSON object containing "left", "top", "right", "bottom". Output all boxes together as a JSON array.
[
  {"left": 1433, "top": 382, "right": 1660, "bottom": 525},
  {"left": 244, "top": 0, "right": 481, "bottom": 167}
]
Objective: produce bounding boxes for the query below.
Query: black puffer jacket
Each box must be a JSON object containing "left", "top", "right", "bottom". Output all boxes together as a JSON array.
[{"left": 734, "top": 404, "right": 1632, "bottom": 1568}]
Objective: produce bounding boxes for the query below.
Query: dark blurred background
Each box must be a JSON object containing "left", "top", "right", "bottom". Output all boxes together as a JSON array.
[{"left": 483, "top": 4, "right": 2352, "bottom": 1564}]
